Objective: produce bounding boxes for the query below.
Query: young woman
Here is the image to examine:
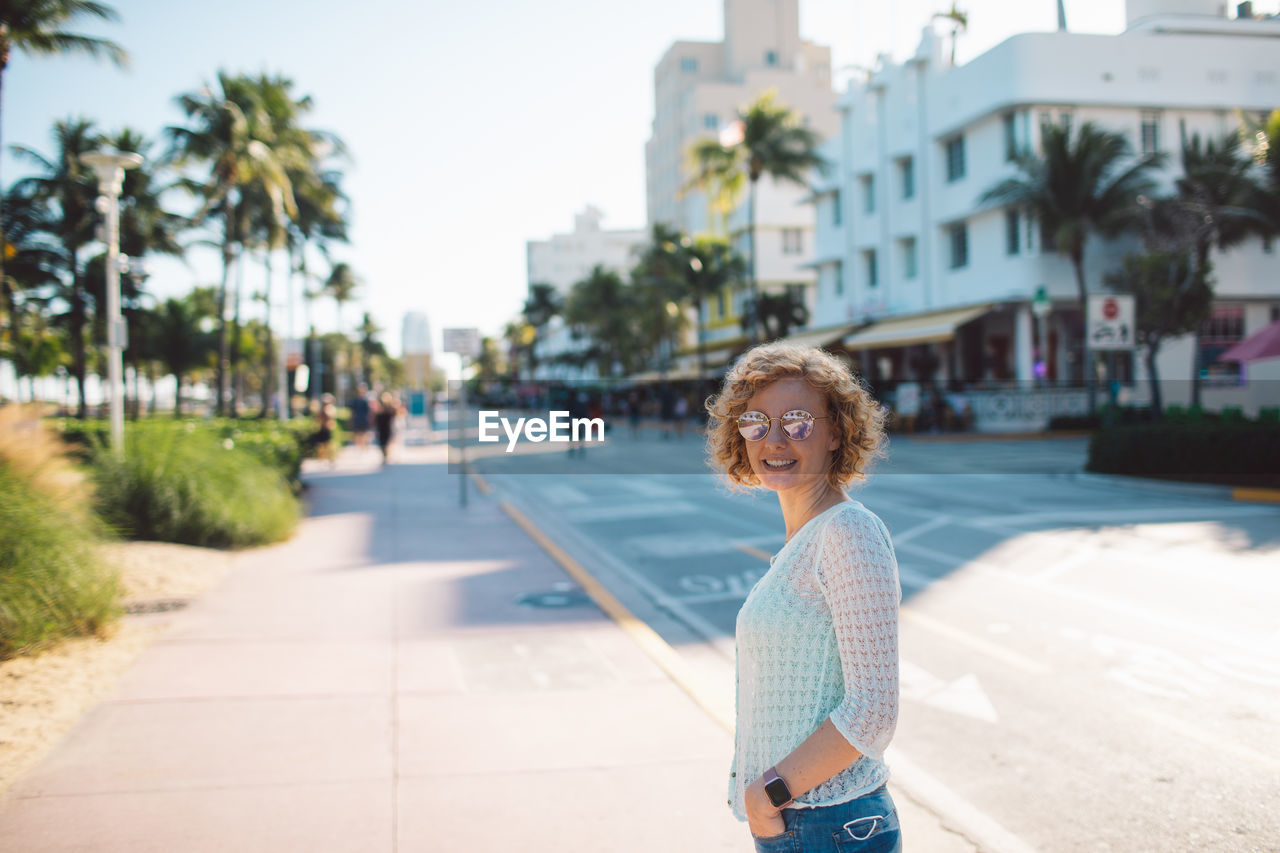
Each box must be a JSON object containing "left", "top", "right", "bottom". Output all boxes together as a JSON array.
[{"left": 706, "top": 343, "right": 901, "bottom": 852}]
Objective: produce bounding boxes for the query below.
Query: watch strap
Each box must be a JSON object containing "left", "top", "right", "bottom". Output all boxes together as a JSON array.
[{"left": 762, "top": 766, "right": 794, "bottom": 809}]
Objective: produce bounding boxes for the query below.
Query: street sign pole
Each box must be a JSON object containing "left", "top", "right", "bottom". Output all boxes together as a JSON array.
[{"left": 443, "top": 328, "right": 482, "bottom": 509}]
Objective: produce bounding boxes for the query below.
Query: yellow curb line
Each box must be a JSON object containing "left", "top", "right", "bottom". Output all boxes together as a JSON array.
[
  {"left": 469, "top": 471, "right": 493, "bottom": 495},
  {"left": 1231, "top": 487, "right": 1280, "bottom": 504},
  {"left": 499, "top": 499, "right": 735, "bottom": 734}
]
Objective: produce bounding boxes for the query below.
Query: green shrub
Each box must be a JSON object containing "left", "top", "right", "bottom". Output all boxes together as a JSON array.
[
  {"left": 60, "top": 417, "right": 317, "bottom": 487},
  {"left": 92, "top": 426, "right": 300, "bottom": 549},
  {"left": 0, "top": 462, "right": 121, "bottom": 660},
  {"left": 1086, "top": 422, "right": 1280, "bottom": 485}
]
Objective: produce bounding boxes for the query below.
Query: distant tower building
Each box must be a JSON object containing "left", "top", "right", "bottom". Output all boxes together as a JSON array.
[
  {"left": 401, "top": 311, "right": 434, "bottom": 389},
  {"left": 644, "top": 0, "right": 839, "bottom": 360}
]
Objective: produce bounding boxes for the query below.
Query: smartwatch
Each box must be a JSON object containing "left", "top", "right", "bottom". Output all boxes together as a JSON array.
[{"left": 762, "top": 766, "right": 794, "bottom": 809}]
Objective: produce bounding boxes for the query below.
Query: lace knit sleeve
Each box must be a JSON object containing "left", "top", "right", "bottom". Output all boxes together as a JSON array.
[{"left": 814, "top": 506, "right": 900, "bottom": 760}]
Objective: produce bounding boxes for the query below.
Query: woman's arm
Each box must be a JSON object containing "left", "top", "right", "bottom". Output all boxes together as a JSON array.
[{"left": 745, "top": 720, "right": 863, "bottom": 835}]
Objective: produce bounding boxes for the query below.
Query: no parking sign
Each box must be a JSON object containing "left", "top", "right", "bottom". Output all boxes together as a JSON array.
[{"left": 1087, "top": 295, "right": 1135, "bottom": 350}]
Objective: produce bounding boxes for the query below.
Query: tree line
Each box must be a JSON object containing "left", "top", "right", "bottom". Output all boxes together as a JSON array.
[{"left": 0, "top": 2, "right": 390, "bottom": 418}]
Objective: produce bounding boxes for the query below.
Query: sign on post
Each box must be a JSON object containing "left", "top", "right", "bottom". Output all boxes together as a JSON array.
[
  {"left": 1087, "top": 295, "right": 1135, "bottom": 351},
  {"left": 442, "top": 327, "right": 481, "bottom": 358}
]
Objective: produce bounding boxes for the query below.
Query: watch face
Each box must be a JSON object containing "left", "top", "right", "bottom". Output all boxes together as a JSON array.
[{"left": 764, "top": 776, "right": 791, "bottom": 808}]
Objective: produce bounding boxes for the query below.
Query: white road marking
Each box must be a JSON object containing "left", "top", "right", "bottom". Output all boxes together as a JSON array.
[
  {"left": 891, "top": 514, "right": 955, "bottom": 544},
  {"left": 618, "top": 479, "right": 686, "bottom": 498},
  {"left": 896, "top": 539, "right": 1278, "bottom": 658},
  {"left": 970, "top": 505, "right": 1277, "bottom": 528},
  {"left": 901, "top": 661, "right": 1000, "bottom": 723},
  {"left": 887, "top": 748, "right": 1040, "bottom": 853},
  {"left": 564, "top": 501, "right": 700, "bottom": 521},
  {"left": 1134, "top": 707, "right": 1280, "bottom": 773},
  {"left": 539, "top": 483, "right": 589, "bottom": 506},
  {"left": 902, "top": 610, "right": 1049, "bottom": 675}
]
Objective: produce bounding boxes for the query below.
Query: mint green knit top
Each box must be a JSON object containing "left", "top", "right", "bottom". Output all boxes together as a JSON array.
[{"left": 729, "top": 500, "right": 900, "bottom": 821}]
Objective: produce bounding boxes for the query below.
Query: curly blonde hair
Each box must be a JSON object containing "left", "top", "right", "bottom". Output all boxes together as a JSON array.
[{"left": 704, "top": 343, "right": 887, "bottom": 491}]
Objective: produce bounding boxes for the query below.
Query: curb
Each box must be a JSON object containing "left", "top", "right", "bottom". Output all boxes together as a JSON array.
[{"left": 1070, "top": 471, "right": 1280, "bottom": 505}]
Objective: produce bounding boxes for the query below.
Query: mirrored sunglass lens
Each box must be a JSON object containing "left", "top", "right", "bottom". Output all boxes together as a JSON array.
[
  {"left": 737, "top": 412, "right": 768, "bottom": 440},
  {"left": 781, "top": 413, "right": 814, "bottom": 440}
]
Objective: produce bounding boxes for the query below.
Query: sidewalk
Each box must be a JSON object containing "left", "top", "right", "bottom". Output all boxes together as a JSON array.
[{"left": 0, "top": 442, "right": 976, "bottom": 852}]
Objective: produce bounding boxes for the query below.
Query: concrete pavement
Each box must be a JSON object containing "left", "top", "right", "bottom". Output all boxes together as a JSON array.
[{"left": 0, "top": 441, "right": 977, "bottom": 852}]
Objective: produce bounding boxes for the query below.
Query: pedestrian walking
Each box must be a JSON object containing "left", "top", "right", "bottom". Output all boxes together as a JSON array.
[
  {"left": 373, "top": 391, "right": 400, "bottom": 465},
  {"left": 705, "top": 342, "right": 901, "bottom": 852},
  {"left": 349, "top": 382, "right": 373, "bottom": 450}
]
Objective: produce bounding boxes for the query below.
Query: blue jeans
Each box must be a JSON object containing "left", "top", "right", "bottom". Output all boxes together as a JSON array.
[{"left": 751, "top": 786, "right": 901, "bottom": 852}]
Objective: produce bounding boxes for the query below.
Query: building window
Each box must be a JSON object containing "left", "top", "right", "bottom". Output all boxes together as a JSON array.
[
  {"left": 1005, "top": 209, "right": 1021, "bottom": 255},
  {"left": 899, "top": 156, "right": 915, "bottom": 199},
  {"left": 945, "top": 135, "right": 965, "bottom": 182},
  {"left": 1141, "top": 110, "right": 1161, "bottom": 155},
  {"left": 863, "top": 250, "right": 878, "bottom": 287},
  {"left": 831, "top": 190, "right": 842, "bottom": 226},
  {"left": 900, "top": 237, "right": 918, "bottom": 280},
  {"left": 833, "top": 262, "right": 844, "bottom": 296},
  {"left": 765, "top": 50, "right": 778, "bottom": 67},
  {"left": 1199, "top": 306, "right": 1244, "bottom": 385},
  {"left": 681, "top": 57, "right": 698, "bottom": 73},
  {"left": 861, "top": 175, "right": 875, "bottom": 214},
  {"left": 949, "top": 223, "right": 968, "bottom": 269},
  {"left": 782, "top": 228, "right": 804, "bottom": 255},
  {"left": 703, "top": 113, "right": 718, "bottom": 130},
  {"left": 1003, "top": 113, "right": 1018, "bottom": 162}
]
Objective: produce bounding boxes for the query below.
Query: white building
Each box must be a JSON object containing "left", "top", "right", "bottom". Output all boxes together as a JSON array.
[
  {"left": 644, "top": 0, "right": 839, "bottom": 368},
  {"left": 807, "top": 0, "right": 1280, "bottom": 424},
  {"left": 525, "top": 206, "right": 648, "bottom": 379}
]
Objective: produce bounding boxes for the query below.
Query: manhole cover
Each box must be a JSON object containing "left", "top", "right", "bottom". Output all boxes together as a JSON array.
[
  {"left": 123, "top": 598, "right": 191, "bottom": 615},
  {"left": 514, "top": 583, "right": 592, "bottom": 609}
]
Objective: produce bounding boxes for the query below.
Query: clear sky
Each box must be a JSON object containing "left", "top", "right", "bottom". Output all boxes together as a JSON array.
[{"left": 12, "top": 0, "right": 1259, "bottom": 372}]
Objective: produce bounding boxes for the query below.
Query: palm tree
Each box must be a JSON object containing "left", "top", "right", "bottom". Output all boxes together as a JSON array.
[
  {"left": 168, "top": 71, "right": 295, "bottom": 416},
  {"left": 0, "top": 1, "right": 126, "bottom": 301},
  {"left": 932, "top": 2, "right": 969, "bottom": 66},
  {"left": 980, "top": 121, "right": 1164, "bottom": 410},
  {"left": 1162, "top": 131, "right": 1261, "bottom": 406},
  {"left": 322, "top": 260, "right": 360, "bottom": 399},
  {"left": 688, "top": 90, "right": 823, "bottom": 342},
  {"left": 10, "top": 117, "right": 100, "bottom": 416},
  {"left": 564, "top": 265, "right": 636, "bottom": 377}
]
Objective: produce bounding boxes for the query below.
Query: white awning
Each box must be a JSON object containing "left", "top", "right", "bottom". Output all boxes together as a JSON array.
[
  {"left": 772, "top": 323, "right": 863, "bottom": 350},
  {"left": 842, "top": 304, "right": 993, "bottom": 351}
]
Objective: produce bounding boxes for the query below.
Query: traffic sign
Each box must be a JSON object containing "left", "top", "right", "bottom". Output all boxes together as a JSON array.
[
  {"left": 442, "top": 327, "right": 481, "bottom": 358},
  {"left": 1087, "top": 295, "right": 1135, "bottom": 351}
]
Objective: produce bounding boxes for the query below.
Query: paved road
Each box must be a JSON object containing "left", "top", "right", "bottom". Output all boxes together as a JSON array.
[{"left": 470, "top": 427, "right": 1280, "bottom": 853}]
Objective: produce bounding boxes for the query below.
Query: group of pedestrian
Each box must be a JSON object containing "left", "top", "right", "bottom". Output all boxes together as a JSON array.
[
  {"left": 350, "top": 383, "right": 404, "bottom": 465},
  {"left": 308, "top": 383, "right": 405, "bottom": 466}
]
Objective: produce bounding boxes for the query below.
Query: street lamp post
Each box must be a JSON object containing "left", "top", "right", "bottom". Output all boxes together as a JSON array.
[{"left": 81, "top": 150, "right": 143, "bottom": 454}]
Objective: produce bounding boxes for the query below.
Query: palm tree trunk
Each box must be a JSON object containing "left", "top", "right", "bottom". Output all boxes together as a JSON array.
[
  {"left": 231, "top": 250, "right": 245, "bottom": 417},
  {"left": 1071, "top": 250, "right": 1096, "bottom": 414},
  {"left": 0, "top": 59, "right": 8, "bottom": 340},
  {"left": 261, "top": 252, "right": 274, "bottom": 419},
  {"left": 1188, "top": 243, "right": 1211, "bottom": 410},
  {"left": 216, "top": 211, "right": 233, "bottom": 417},
  {"left": 68, "top": 248, "right": 88, "bottom": 419},
  {"left": 695, "top": 298, "right": 707, "bottom": 377},
  {"left": 173, "top": 371, "right": 184, "bottom": 418}
]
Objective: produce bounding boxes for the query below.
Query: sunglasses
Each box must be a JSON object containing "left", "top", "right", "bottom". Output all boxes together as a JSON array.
[{"left": 736, "top": 410, "right": 830, "bottom": 442}]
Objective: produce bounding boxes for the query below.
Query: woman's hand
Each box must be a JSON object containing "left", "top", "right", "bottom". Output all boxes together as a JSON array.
[{"left": 745, "top": 777, "right": 786, "bottom": 838}]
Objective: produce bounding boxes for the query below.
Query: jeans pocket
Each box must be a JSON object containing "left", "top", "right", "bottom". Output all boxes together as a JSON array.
[
  {"left": 831, "top": 809, "right": 901, "bottom": 852},
  {"left": 752, "top": 829, "right": 797, "bottom": 853}
]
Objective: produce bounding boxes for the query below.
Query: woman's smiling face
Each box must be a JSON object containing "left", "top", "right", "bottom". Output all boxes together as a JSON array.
[{"left": 741, "top": 377, "right": 840, "bottom": 493}]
